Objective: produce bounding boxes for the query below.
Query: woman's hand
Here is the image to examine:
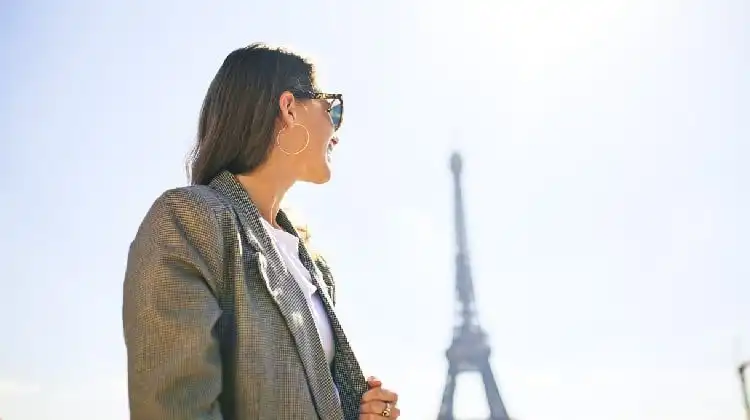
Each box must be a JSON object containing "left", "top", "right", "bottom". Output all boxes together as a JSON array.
[{"left": 359, "top": 376, "right": 400, "bottom": 419}]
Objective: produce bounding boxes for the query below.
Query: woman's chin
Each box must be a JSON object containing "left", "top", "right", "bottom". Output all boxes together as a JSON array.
[{"left": 301, "top": 162, "right": 332, "bottom": 185}]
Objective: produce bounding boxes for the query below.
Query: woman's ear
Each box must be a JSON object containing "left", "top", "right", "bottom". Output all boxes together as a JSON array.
[{"left": 278, "top": 91, "right": 297, "bottom": 126}]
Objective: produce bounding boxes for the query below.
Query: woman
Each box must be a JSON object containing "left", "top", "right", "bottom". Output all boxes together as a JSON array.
[{"left": 123, "top": 43, "right": 400, "bottom": 420}]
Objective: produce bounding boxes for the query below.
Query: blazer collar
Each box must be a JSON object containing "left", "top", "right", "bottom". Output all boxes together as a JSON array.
[{"left": 208, "top": 170, "right": 345, "bottom": 420}]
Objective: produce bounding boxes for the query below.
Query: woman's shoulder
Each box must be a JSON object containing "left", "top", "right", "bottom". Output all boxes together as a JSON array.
[
  {"left": 156, "top": 185, "right": 232, "bottom": 212},
  {"left": 137, "top": 185, "right": 238, "bottom": 239}
]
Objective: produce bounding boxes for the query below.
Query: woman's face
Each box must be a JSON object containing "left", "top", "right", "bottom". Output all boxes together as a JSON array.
[{"left": 275, "top": 91, "right": 343, "bottom": 184}]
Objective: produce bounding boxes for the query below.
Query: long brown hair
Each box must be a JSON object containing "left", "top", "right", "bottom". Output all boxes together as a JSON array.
[{"left": 187, "top": 43, "right": 316, "bottom": 185}]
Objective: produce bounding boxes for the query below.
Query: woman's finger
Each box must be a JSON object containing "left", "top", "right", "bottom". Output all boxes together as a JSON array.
[
  {"left": 366, "top": 376, "right": 382, "bottom": 389},
  {"left": 361, "top": 386, "right": 398, "bottom": 404},
  {"left": 359, "top": 400, "right": 401, "bottom": 418}
]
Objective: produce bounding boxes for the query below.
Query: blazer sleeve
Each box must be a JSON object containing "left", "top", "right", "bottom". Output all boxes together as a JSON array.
[{"left": 123, "top": 189, "right": 224, "bottom": 420}]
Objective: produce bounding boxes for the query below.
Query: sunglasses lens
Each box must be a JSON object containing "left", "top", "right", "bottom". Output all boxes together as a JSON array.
[{"left": 330, "top": 100, "right": 343, "bottom": 130}]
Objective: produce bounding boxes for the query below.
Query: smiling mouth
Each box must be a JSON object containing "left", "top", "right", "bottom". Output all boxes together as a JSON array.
[{"left": 327, "top": 138, "right": 338, "bottom": 155}]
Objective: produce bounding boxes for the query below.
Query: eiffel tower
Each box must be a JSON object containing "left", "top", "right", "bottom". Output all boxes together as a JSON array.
[{"left": 437, "top": 152, "right": 511, "bottom": 420}]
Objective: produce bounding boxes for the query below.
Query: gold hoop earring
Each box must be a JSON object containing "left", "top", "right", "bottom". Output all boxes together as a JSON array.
[{"left": 276, "top": 123, "right": 310, "bottom": 155}]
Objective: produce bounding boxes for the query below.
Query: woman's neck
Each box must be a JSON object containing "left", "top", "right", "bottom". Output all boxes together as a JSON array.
[{"left": 235, "top": 166, "right": 294, "bottom": 228}]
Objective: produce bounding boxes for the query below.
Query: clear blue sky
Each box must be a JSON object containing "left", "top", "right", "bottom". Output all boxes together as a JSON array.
[{"left": 1, "top": 1, "right": 748, "bottom": 419}]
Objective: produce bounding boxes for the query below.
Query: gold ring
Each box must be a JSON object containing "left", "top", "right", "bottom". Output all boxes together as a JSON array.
[{"left": 381, "top": 402, "right": 392, "bottom": 417}]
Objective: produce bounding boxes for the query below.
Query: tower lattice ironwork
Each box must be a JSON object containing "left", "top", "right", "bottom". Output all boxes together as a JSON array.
[{"left": 437, "top": 152, "right": 511, "bottom": 420}]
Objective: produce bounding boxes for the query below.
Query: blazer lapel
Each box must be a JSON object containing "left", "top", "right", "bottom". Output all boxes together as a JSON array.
[
  {"left": 275, "top": 212, "right": 368, "bottom": 420},
  {"left": 209, "top": 171, "right": 344, "bottom": 420}
]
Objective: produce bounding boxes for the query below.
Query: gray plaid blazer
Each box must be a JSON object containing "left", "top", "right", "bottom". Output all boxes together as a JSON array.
[{"left": 123, "top": 170, "right": 367, "bottom": 420}]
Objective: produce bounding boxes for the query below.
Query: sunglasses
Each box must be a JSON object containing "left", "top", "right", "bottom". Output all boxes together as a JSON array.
[{"left": 292, "top": 91, "right": 344, "bottom": 131}]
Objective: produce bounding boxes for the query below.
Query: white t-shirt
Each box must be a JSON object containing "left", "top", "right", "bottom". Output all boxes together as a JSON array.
[{"left": 260, "top": 219, "right": 335, "bottom": 366}]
